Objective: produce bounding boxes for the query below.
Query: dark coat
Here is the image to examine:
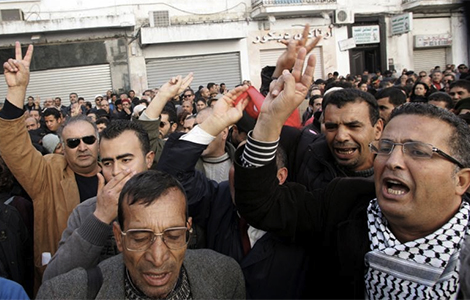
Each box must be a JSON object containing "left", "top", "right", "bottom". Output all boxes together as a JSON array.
[
  {"left": 234, "top": 148, "right": 376, "bottom": 299},
  {"left": 294, "top": 133, "right": 347, "bottom": 192},
  {"left": 157, "top": 132, "right": 309, "bottom": 299}
]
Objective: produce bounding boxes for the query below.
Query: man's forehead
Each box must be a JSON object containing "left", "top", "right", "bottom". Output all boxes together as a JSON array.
[
  {"left": 324, "top": 101, "right": 371, "bottom": 119},
  {"left": 62, "top": 121, "right": 95, "bottom": 137},
  {"left": 377, "top": 97, "right": 391, "bottom": 105},
  {"left": 123, "top": 191, "right": 187, "bottom": 226},
  {"left": 385, "top": 114, "right": 449, "bottom": 139},
  {"left": 451, "top": 87, "right": 470, "bottom": 93}
]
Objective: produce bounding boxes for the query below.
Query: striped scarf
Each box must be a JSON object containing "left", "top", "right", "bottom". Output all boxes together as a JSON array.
[{"left": 365, "top": 199, "right": 470, "bottom": 299}]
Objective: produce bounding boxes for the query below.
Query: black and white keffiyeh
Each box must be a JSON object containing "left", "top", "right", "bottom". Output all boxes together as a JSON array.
[{"left": 365, "top": 199, "right": 470, "bottom": 299}]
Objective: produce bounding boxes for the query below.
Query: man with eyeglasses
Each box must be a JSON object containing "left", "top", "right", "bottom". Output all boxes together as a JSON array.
[
  {"left": 38, "top": 170, "right": 245, "bottom": 299},
  {"left": 0, "top": 42, "right": 102, "bottom": 291},
  {"left": 234, "top": 48, "right": 470, "bottom": 298},
  {"left": 42, "top": 74, "right": 193, "bottom": 282}
]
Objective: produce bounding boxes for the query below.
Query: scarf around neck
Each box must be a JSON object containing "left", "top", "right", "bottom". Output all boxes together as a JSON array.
[{"left": 365, "top": 199, "right": 470, "bottom": 299}]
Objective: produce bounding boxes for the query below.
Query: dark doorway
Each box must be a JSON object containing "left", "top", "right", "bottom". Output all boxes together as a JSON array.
[{"left": 350, "top": 46, "right": 381, "bottom": 76}]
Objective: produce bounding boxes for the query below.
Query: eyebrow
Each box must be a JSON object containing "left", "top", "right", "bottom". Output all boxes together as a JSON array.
[{"left": 101, "top": 153, "right": 134, "bottom": 163}]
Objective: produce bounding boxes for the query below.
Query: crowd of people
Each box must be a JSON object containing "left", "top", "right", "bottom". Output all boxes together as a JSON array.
[{"left": 2, "top": 24, "right": 470, "bottom": 299}]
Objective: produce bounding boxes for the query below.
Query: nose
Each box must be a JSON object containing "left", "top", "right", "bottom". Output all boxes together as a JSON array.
[
  {"left": 111, "top": 162, "right": 125, "bottom": 177},
  {"left": 335, "top": 125, "right": 350, "bottom": 142},
  {"left": 384, "top": 144, "right": 406, "bottom": 170},
  {"left": 145, "top": 235, "right": 169, "bottom": 267},
  {"left": 77, "top": 139, "right": 88, "bottom": 151}
]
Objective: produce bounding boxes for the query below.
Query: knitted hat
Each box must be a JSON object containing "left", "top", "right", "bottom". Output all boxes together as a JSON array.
[{"left": 42, "top": 134, "right": 60, "bottom": 154}]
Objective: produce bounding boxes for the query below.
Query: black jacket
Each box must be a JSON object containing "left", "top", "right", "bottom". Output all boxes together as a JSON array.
[
  {"left": 234, "top": 147, "right": 376, "bottom": 299},
  {"left": 294, "top": 133, "right": 347, "bottom": 192},
  {"left": 157, "top": 132, "right": 309, "bottom": 299}
]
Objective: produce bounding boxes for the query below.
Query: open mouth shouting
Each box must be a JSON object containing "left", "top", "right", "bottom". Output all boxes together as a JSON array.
[
  {"left": 383, "top": 178, "right": 410, "bottom": 197},
  {"left": 334, "top": 145, "right": 359, "bottom": 160}
]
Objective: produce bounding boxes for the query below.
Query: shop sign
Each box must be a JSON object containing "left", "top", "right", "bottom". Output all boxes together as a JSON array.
[
  {"left": 352, "top": 25, "right": 380, "bottom": 44},
  {"left": 252, "top": 25, "right": 334, "bottom": 44},
  {"left": 338, "top": 37, "right": 356, "bottom": 51},
  {"left": 414, "top": 34, "right": 452, "bottom": 48},
  {"left": 391, "top": 13, "right": 412, "bottom": 35}
]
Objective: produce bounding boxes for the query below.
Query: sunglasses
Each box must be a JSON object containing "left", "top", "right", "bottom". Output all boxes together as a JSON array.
[
  {"left": 159, "top": 121, "right": 174, "bottom": 128},
  {"left": 183, "top": 94, "right": 192, "bottom": 98},
  {"left": 65, "top": 135, "right": 97, "bottom": 149}
]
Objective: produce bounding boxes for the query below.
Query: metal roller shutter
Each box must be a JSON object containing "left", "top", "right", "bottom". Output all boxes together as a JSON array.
[
  {"left": 0, "top": 64, "right": 112, "bottom": 106},
  {"left": 146, "top": 52, "right": 241, "bottom": 91},
  {"left": 413, "top": 48, "right": 446, "bottom": 74},
  {"left": 260, "top": 47, "right": 324, "bottom": 81}
]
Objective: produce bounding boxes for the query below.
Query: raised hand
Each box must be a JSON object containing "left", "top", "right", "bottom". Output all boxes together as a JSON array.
[
  {"left": 253, "top": 48, "right": 316, "bottom": 142},
  {"left": 273, "top": 24, "right": 321, "bottom": 78},
  {"left": 199, "top": 85, "right": 249, "bottom": 136},
  {"left": 145, "top": 73, "right": 193, "bottom": 119},
  {"left": 4, "top": 42, "right": 34, "bottom": 108},
  {"left": 155, "top": 73, "right": 194, "bottom": 102}
]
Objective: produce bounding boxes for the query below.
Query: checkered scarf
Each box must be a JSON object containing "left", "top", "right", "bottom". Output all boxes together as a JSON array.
[{"left": 365, "top": 199, "right": 470, "bottom": 299}]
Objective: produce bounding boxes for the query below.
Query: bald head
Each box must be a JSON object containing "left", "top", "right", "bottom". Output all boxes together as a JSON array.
[{"left": 25, "top": 117, "right": 39, "bottom": 131}]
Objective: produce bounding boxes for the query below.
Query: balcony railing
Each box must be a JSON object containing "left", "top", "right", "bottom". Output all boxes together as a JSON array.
[
  {"left": 253, "top": 0, "right": 336, "bottom": 6},
  {"left": 401, "top": 0, "right": 462, "bottom": 11}
]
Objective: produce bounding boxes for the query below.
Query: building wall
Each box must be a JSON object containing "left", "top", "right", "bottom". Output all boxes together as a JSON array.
[{"left": 0, "top": 0, "right": 466, "bottom": 100}]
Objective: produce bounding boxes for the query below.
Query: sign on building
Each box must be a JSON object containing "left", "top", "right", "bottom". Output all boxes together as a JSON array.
[
  {"left": 338, "top": 37, "right": 356, "bottom": 51},
  {"left": 414, "top": 34, "right": 452, "bottom": 48},
  {"left": 391, "top": 13, "right": 412, "bottom": 35},
  {"left": 352, "top": 25, "right": 380, "bottom": 45}
]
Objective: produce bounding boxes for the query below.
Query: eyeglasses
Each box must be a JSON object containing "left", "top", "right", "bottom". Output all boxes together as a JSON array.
[
  {"left": 65, "top": 135, "right": 97, "bottom": 149},
  {"left": 369, "top": 140, "right": 465, "bottom": 168},
  {"left": 183, "top": 94, "right": 192, "bottom": 98},
  {"left": 121, "top": 227, "right": 191, "bottom": 251}
]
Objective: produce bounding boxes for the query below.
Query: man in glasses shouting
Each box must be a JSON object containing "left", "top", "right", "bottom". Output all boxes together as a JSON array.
[
  {"left": 234, "top": 47, "right": 470, "bottom": 298},
  {"left": 0, "top": 42, "right": 101, "bottom": 291},
  {"left": 37, "top": 170, "right": 245, "bottom": 299}
]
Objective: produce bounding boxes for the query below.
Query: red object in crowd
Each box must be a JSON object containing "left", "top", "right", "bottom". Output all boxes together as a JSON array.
[{"left": 235, "top": 86, "right": 301, "bottom": 128}]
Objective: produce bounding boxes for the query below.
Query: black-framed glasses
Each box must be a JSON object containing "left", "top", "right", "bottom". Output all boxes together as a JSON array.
[
  {"left": 65, "top": 135, "right": 97, "bottom": 149},
  {"left": 183, "top": 94, "right": 192, "bottom": 98},
  {"left": 369, "top": 140, "right": 465, "bottom": 168},
  {"left": 121, "top": 227, "right": 192, "bottom": 251}
]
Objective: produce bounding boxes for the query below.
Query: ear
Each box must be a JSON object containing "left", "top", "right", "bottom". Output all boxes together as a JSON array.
[
  {"left": 232, "top": 125, "right": 239, "bottom": 134},
  {"left": 170, "top": 123, "right": 178, "bottom": 133},
  {"left": 374, "top": 118, "right": 384, "bottom": 140},
  {"left": 276, "top": 167, "right": 288, "bottom": 185},
  {"left": 113, "top": 222, "right": 124, "bottom": 252},
  {"left": 221, "top": 127, "right": 229, "bottom": 141},
  {"left": 455, "top": 168, "right": 470, "bottom": 196},
  {"left": 186, "top": 217, "right": 193, "bottom": 229},
  {"left": 145, "top": 151, "right": 155, "bottom": 169}
]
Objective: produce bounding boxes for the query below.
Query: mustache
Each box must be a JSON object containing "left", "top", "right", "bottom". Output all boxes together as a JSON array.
[
  {"left": 138, "top": 261, "right": 177, "bottom": 274},
  {"left": 332, "top": 142, "right": 359, "bottom": 148}
]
